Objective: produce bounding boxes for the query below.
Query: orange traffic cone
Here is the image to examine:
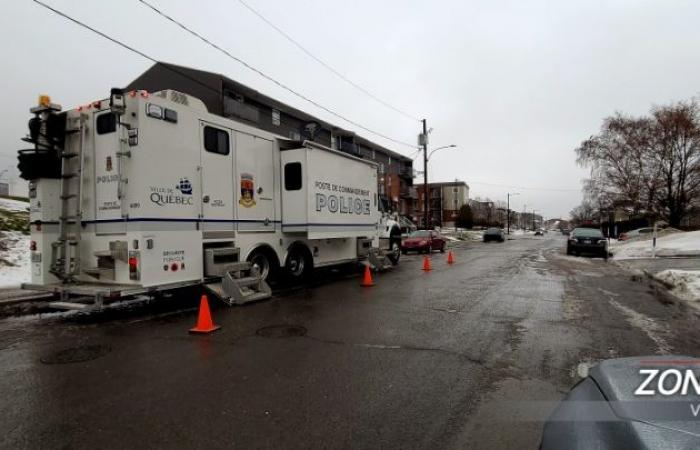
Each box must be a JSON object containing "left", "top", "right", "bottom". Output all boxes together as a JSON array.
[
  {"left": 189, "top": 294, "right": 221, "bottom": 334},
  {"left": 447, "top": 251, "right": 455, "bottom": 265},
  {"left": 422, "top": 256, "right": 432, "bottom": 271},
  {"left": 360, "top": 265, "right": 375, "bottom": 287}
]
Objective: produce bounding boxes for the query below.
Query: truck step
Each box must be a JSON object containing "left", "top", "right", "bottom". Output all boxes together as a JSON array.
[
  {"left": 230, "top": 276, "right": 263, "bottom": 288},
  {"left": 49, "top": 301, "right": 95, "bottom": 311},
  {"left": 93, "top": 250, "right": 115, "bottom": 258},
  {"left": 61, "top": 173, "right": 79, "bottom": 179},
  {"left": 60, "top": 194, "right": 77, "bottom": 199},
  {"left": 60, "top": 152, "right": 79, "bottom": 158},
  {"left": 84, "top": 267, "right": 115, "bottom": 280}
]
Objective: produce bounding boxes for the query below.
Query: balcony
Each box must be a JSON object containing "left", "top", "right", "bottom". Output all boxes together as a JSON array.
[
  {"left": 339, "top": 141, "right": 360, "bottom": 156},
  {"left": 399, "top": 166, "right": 413, "bottom": 179}
]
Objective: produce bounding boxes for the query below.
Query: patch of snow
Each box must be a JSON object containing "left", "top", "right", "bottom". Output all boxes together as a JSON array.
[
  {"left": 607, "top": 298, "right": 672, "bottom": 354},
  {"left": 551, "top": 253, "right": 592, "bottom": 264},
  {"left": 612, "top": 230, "right": 700, "bottom": 259},
  {"left": 0, "top": 197, "right": 29, "bottom": 213},
  {"left": 653, "top": 269, "right": 700, "bottom": 304},
  {"left": 453, "top": 230, "right": 484, "bottom": 241},
  {"left": 0, "top": 231, "right": 30, "bottom": 288}
]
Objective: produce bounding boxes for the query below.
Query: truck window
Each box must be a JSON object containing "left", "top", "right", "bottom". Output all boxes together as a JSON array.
[
  {"left": 96, "top": 113, "right": 116, "bottom": 135},
  {"left": 284, "top": 162, "right": 302, "bottom": 190},
  {"left": 203, "top": 126, "right": 230, "bottom": 155}
]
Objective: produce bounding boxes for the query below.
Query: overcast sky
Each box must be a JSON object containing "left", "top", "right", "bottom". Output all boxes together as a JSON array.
[{"left": 2, "top": 0, "right": 699, "bottom": 218}]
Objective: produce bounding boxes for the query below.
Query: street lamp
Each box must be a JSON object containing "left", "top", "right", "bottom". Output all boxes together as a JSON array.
[
  {"left": 506, "top": 192, "right": 519, "bottom": 235},
  {"left": 422, "top": 144, "right": 456, "bottom": 229},
  {"left": 532, "top": 209, "right": 538, "bottom": 230}
]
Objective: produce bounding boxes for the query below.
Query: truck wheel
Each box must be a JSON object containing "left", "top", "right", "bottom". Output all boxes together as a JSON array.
[
  {"left": 387, "top": 239, "right": 401, "bottom": 265},
  {"left": 285, "top": 245, "right": 312, "bottom": 283},
  {"left": 248, "top": 248, "right": 278, "bottom": 282}
]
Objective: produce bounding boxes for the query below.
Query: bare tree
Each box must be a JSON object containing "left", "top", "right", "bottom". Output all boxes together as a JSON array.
[
  {"left": 649, "top": 101, "right": 700, "bottom": 226},
  {"left": 575, "top": 100, "right": 700, "bottom": 227}
]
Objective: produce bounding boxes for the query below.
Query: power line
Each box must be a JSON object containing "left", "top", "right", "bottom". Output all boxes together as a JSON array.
[
  {"left": 32, "top": 0, "right": 417, "bottom": 150},
  {"left": 30, "top": 1, "right": 342, "bottom": 149},
  {"left": 135, "top": 0, "right": 418, "bottom": 149},
  {"left": 235, "top": 0, "right": 420, "bottom": 122},
  {"left": 468, "top": 180, "right": 581, "bottom": 192}
]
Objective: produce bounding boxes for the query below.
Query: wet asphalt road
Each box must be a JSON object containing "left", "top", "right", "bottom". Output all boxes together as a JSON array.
[{"left": 1, "top": 235, "right": 700, "bottom": 449}]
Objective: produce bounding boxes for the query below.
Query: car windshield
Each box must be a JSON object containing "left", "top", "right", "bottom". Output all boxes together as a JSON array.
[
  {"left": 573, "top": 228, "right": 604, "bottom": 238},
  {"left": 409, "top": 231, "right": 431, "bottom": 238},
  {"left": 486, "top": 228, "right": 501, "bottom": 233}
]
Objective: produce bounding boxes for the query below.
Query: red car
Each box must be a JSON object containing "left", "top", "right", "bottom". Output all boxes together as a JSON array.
[{"left": 401, "top": 230, "right": 447, "bottom": 254}]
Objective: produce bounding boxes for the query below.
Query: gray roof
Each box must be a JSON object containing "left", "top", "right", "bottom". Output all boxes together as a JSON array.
[{"left": 126, "top": 62, "right": 412, "bottom": 163}]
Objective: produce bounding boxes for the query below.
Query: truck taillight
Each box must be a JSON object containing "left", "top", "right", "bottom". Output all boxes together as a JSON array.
[
  {"left": 30, "top": 241, "right": 37, "bottom": 251},
  {"left": 128, "top": 252, "right": 140, "bottom": 281}
]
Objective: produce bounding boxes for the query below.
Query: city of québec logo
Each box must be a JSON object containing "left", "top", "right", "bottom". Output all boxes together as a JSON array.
[{"left": 176, "top": 178, "right": 193, "bottom": 195}]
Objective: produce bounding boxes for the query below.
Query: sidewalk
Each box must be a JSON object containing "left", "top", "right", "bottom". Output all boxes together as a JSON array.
[
  {"left": 0, "top": 287, "right": 52, "bottom": 305},
  {"left": 615, "top": 257, "right": 700, "bottom": 310},
  {"left": 616, "top": 257, "right": 700, "bottom": 273}
]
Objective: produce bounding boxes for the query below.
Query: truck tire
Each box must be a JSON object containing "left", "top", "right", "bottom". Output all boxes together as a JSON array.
[
  {"left": 248, "top": 247, "right": 279, "bottom": 283},
  {"left": 387, "top": 230, "right": 402, "bottom": 265},
  {"left": 285, "top": 245, "right": 312, "bottom": 283}
]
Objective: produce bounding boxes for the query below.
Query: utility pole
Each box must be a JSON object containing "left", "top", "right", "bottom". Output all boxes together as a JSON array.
[
  {"left": 422, "top": 119, "right": 429, "bottom": 229},
  {"left": 532, "top": 209, "right": 537, "bottom": 230},
  {"left": 506, "top": 193, "right": 519, "bottom": 235}
]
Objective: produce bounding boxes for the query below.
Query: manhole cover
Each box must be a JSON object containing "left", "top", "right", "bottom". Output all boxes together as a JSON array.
[
  {"left": 256, "top": 325, "right": 307, "bottom": 338},
  {"left": 40, "top": 344, "right": 111, "bottom": 364}
]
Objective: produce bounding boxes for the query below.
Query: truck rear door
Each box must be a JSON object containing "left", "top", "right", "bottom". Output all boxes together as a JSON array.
[
  {"left": 234, "top": 132, "right": 276, "bottom": 232},
  {"left": 93, "top": 111, "right": 125, "bottom": 234}
]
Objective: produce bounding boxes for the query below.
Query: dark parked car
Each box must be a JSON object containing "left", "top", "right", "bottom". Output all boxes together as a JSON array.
[
  {"left": 567, "top": 228, "right": 608, "bottom": 259},
  {"left": 483, "top": 227, "right": 505, "bottom": 242},
  {"left": 401, "top": 230, "right": 447, "bottom": 254},
  {"left": 534, "top": 229, "right": 544, "bottom": 236}
]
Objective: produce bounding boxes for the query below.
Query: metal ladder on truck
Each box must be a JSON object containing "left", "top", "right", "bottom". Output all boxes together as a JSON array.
[
  {"left": 49, "top": 113, "right": 86, "bottom": 282},
  {"left": 202, "top": 248, "right": 272, "bottom": 305}
]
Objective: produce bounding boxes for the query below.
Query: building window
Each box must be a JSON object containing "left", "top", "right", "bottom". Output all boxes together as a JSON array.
[
  {"left": 331, "top": 133, "right": 337, "bottom": 149},
  {"left": 203, "top": 126, "right": 230, "bottom": 155},
  {"left": 372, "top": 149, "right": 376, "bottom": 160},
  {"left": 284, "top": 162, "right": 302, "bottom": 190},
  {"left": 289, "top": 131, "right": 302, "bottom": 141},
  {"left": 453, "top": 187, "right": 459, "bottom": 193},
  {"left": 272, "top": 109, "right": 281, "bottom": 126}
]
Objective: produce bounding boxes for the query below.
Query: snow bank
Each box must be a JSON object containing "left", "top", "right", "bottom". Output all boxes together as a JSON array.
[
  {"left": 612, "top": 230, "right": 700, "bottom": 259},
  {"left": 0, "top": 231, "right": 30, "bottom": 288},
  {"left": 459, "top": 230, "right": 485, "bottom": 241},
  {"left": 654, "top": 270, "right": 700, "bottom": 304},
  {"left": 0, "top": 197, "right": 29, "bottom": 213}
]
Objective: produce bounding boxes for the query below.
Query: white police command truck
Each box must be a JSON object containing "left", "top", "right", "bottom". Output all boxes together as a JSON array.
[{"left": 18, "top": 89, "right": 402, "bottom": 310}]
